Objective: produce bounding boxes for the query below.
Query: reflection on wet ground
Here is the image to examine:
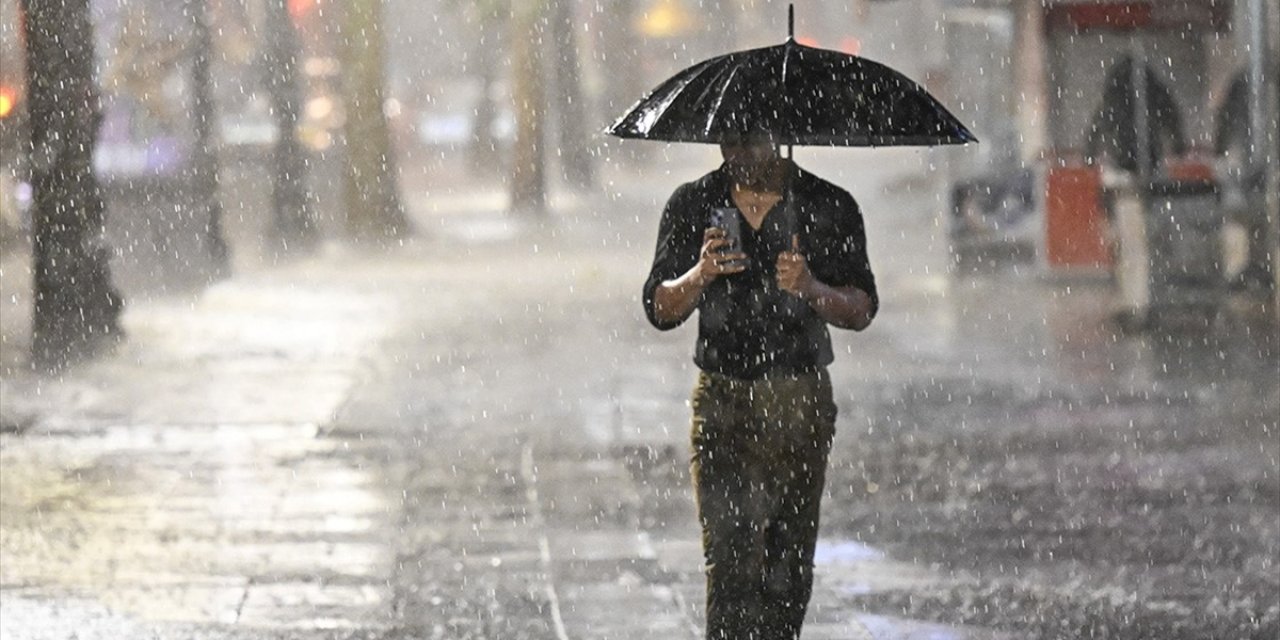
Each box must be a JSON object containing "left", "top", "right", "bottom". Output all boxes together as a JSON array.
[
  {"left": 814, "top": 539, "right": 886, "bottom": 565},
  {"left": 0, "top": 147, "right": 1275, "bottom": 639},
  {"left": 1, "top": 266, "right": 400, "bottom": 634},
  {"left": 821, "top": 268, "right": 1279, "bottom": 638}
]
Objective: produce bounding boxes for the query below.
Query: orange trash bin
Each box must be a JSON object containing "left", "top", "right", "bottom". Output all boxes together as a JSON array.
[{"left": 1045, "top": 164, "right": 1112, "bottom": 270}]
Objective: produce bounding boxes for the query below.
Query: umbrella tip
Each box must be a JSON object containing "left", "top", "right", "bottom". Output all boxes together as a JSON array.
[{"left": 788, "top": 4, "right": 795, "bottom": 39}]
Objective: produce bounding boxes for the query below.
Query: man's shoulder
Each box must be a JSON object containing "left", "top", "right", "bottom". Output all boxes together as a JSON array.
[{"left": 796, "top": 169, "right": 860, "bottom": 212}]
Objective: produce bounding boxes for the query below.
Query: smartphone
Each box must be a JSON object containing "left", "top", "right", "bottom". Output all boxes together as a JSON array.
[{"left": 709, "top": 207, "right": 744, "bottom": 267}]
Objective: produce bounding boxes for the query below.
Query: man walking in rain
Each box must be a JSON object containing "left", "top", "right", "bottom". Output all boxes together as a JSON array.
[{"left": 642, "top": 132, "right": 878, "bottom": 639}]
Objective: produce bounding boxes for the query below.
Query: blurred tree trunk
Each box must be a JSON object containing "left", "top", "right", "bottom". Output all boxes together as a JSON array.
[
  {"left": 22, "top": 0, "right": 124, "bottom": 371},
  {"left": 508, "top": 0, "right": 548, "bottom": 214},
  {"left": 188, "top": 0, "right": 231, "bottom": 274},
  {"left": 264, "top": 0, "right": 318, "bottom": 250},
  {"left": 340, "top": 0, "right": 408, "bottom": 242},
  {"left": 550, "top": 0, "right": 593, "bottom": 190}
]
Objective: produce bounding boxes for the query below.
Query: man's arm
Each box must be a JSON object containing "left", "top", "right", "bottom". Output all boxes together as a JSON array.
[
  {"left": 777, "top": 235, "right": 875, "bottom": 331},
  {"left": 796, "top": 282, "right": 875, "bottom": 331}
]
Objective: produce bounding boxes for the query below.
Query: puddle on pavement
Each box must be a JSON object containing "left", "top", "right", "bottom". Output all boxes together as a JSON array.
[
  {"left": 857, "top": 613, "right": 999, "bottom": 640},
  {"left": 814, "top": 539, "right": 887, "bottom": 566}
]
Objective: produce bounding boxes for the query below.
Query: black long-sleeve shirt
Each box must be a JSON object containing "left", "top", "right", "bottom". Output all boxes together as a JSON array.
[{"left": 642, "top": 164, "right": 878, "bottom": 380}]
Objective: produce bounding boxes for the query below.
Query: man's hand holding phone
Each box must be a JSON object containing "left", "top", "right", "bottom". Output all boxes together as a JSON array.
[{"left": 696, "top": 226, "right": 748, "bottom": 285}]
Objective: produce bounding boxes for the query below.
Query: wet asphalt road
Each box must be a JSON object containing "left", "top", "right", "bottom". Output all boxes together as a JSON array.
[
  {"left": 1, "top": 146, "right": 1277, "bottom": 639},
  {"left": 823, "top": 281, "right": 1279, "bottom": 639}
]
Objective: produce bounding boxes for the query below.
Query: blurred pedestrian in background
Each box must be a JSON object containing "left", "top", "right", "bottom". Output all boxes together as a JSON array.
[
  {"left": 1215, "top": 69, "right": 1274, "bottom": 292},
  {"left": 1085, "top": 55, "right": 1187, "bottom": 176}
]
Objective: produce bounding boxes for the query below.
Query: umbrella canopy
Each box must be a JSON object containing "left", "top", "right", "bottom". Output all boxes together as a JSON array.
[{"left": 606, "top": 37, "right": 976, "bottom": 147}]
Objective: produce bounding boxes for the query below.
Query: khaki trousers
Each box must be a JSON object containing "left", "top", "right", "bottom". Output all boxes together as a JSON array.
[{"left": 690, "top": 369, "right": 837, "bottom": 640}]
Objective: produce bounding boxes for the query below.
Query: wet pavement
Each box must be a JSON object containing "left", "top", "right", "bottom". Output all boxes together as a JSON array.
[
  {"left": 1, "top": 252, "right": 400, "bottom": 635},
  {"left": 1, "top": 146, "right": 1277, "bottom": 639}
]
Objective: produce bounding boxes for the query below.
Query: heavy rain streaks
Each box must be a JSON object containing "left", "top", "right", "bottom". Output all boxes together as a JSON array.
[{"left": 0, "top": 2, "right": 1277, "bottom": 640}]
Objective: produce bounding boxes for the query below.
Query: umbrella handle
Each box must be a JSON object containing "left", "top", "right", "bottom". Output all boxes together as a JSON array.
[
  {"left": 785, "top": 143, "right": 795, "bottom": 239},
  {"left": 780, "top": 162, "right": 808, "bottom": 318},
  {"left": 784, "top": 148, "right": 796, "bottom": 240}
]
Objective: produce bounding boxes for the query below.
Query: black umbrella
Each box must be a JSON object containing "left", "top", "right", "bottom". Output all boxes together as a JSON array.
[{"left": 606, "top": 8, "right": 975, "bottom": 147}]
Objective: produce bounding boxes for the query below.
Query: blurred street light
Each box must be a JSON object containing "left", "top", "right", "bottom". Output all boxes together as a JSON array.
[{"left": 637, "top": 0, "right": 699, "bottom": 38}]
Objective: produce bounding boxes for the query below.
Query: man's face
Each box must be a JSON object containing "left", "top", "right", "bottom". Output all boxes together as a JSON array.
[{"left": 720, "top": 136, "right": 781, "bottom": 186}]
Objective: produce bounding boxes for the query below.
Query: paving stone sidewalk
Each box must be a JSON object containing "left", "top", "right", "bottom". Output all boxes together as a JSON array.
[{"left": 1, "top": 250, "right": 404, "bottom": 638}]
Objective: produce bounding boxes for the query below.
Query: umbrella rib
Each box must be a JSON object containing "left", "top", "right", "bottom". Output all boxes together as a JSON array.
[
  {"left": 635, "top": 60, "right": 720, "bottom": 136},
  {"left": 704, "top": 66, "right": 742, "bottom": 138},
  {"left": 638, "top": 55, "right": 739, "bottom": 140},
  {"left": 782, "top": 41, "right": 792, "bottom": 88}
]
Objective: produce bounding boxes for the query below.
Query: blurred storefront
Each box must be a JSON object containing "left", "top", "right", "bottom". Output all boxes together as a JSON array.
[
  {"left": 1040, "top": 0, "right": 1227, "bottom": 284},
  {"left": 943, "top": 0, "right": 1277, "bottom": 318}
]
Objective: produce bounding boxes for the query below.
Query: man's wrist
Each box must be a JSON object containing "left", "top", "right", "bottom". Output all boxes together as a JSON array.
[
  {"left": 689, "top": 269, "right": 707, "bottom": 289},
  {"left": 684, "top": 265, "right": 712, "bottom": 291},
  {"left": 796, "top": 279, "right": 823, "bottom": 304}
]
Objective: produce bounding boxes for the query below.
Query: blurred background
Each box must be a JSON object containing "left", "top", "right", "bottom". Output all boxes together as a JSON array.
[
  {"left": 1, "top": 0, "right": 1277, "bottom": 342},
  {"left": 0, "top": 1, "right": 1277, "bottom": 638}
]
